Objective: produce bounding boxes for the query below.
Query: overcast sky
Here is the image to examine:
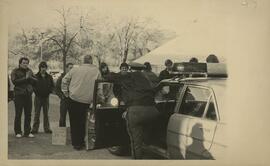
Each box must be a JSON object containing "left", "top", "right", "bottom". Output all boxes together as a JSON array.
[
  {"left": 7, "top": 0, "right": 231, "bottom": 35},
  {"left": 6, "top": 0, "right": 268, "bottom": 61}
]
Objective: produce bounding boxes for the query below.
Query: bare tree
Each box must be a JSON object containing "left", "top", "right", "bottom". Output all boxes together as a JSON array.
[
  {"left": 49, "top": 7, "right": 79, "bottom": 73},
  {"left": 8, "top": 8, "right": 176, "bottom": 70},
  {"left": 113, "top": 17, "right": 175, "bottom": 64},
  {"left": 115, "top": 18, "right": 143, "bottom": 63}
]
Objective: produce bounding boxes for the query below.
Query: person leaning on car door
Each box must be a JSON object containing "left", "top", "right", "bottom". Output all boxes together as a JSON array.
[
  {"left": 61, "top": 55, "right": 101, "bottom": 150},
  {"left": 106, "top": 62, "right": 160, "bottom": 159}
]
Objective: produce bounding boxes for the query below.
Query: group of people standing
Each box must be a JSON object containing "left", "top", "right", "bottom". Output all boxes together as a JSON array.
[
  {"left": 10, "top": 58, "right": 54, "bottom": 138},
  {"left": 9, "top": 53, "right": 219, "bottom": 159},
  {"left": 9, "top": 56, "right": 95, "bottom": 143}
]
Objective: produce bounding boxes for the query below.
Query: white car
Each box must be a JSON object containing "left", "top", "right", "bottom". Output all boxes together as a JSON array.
[{"left": 85, "top": 62, "right": 227, "bottom": 159}]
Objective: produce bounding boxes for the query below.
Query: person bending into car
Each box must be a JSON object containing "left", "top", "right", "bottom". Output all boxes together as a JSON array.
[
  {"left": 31, "top": 61, "right": 54, "bottom": 134},
  {"left": 55, "top": 62, "right": 73, "bottom": 127},
  {"left": 61, "top": 55, "right": 101, "bottom": 150},
  {"left": 107, "top": 62, "right": 160, "bottom": 159}
]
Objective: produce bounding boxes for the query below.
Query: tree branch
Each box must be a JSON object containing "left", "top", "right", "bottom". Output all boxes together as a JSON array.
[
  {"left": 8, "top": 49, "right": 19, "bottom": 55},
  {"left": 65, "top": 32, "right": 78, "bottom": 53},
  {"left": 48, "top": 37, "right": 63, "bottom": 50}
]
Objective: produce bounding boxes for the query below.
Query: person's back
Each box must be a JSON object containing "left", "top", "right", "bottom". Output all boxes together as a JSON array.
[
  {"left": 120, "top": 65, "right": 159, "bottom": 159},
  {"left": 61, "top": 55, "right": 101, "bottom": 150},
  {"left": 143, "top": 71, "right": 159, "bottom": 87},
  {"left": 66, "top": 64, "right": 100, "bottom": 104},
  {"left": 121, "top": 71, "right": 155, "bottom": 106}
]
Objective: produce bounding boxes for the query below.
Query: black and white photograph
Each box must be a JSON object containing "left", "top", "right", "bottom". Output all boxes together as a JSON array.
[{"left": 1, "top": 0, "right": 270, "bottom": 165}]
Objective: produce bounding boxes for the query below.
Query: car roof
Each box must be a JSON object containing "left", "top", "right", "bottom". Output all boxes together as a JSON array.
[{"left": 181, "top": 78, "right": 227, "bottom": 123}]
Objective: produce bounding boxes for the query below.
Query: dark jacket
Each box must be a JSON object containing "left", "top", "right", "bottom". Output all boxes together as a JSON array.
[
  {"left": 11, "top": 67, "right": 37, "bottom": 96},
  {"left": 107, "top": 72, "right": 155, "bottom": 106},
  {"left": 34, "top": 72, "right": 54, "bottom": 97},
  {"left": 8, "top": 76, "right": 14, "bottom": 101},
  {"left": 158, "top": 69, "right": 172, "bottom": 81},
  {"left": 143, "top": 71, "right": 159, "bottom": 88},
  {"left": 55, "top": 73, "right": 65, "bottom": 99}
]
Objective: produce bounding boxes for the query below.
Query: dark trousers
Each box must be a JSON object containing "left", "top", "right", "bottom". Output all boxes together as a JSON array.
[
  {"left": 125, "top": 105, "right": 160, "bottom": 159},
  {"left": 14, "top": 94, "right": 32, "bottom": 135},
  {"left": 32, "top": 96, "right": 51, "bottom": 132},
  {"left": 68, "top": 98, "right": 89, "bottom": 147},
  {"left": 59, "top": 98, "right": 69, "bottom": 127}
]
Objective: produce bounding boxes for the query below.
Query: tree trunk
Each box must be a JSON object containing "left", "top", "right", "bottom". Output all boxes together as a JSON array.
[
  {"left": 123, "top": 49, "right": 128, "bottom": 63},
  {"left": 63, "top": 51, "right": 67, "bottom": 73}
]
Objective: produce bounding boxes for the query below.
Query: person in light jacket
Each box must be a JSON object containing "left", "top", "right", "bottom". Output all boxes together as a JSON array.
[{"left": 61, "top": 55, "right": 101, "bottom": 150}]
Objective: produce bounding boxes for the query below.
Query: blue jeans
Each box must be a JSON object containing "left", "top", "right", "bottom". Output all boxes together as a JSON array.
[{"left": 32, "top": 96, "right": 51, "bottom": 132}]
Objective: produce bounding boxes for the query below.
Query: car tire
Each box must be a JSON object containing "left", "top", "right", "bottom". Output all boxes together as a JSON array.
[{"left": 107, "top": 146, "right": 130, "bottom": 156}]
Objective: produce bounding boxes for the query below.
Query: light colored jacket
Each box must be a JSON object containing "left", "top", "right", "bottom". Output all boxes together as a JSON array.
[{"left": 61, "top": 64, "right": 101, "bottom": 104}]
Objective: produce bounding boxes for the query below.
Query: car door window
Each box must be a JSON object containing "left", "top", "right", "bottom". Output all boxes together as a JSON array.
[
  {"left": 96, "top": 82, "right": 118, "bottom": 108},
  {"left": 179, "top": 86, "right": 211, "bottom": 118},
  {"left": 205, "top": 96, "right": 217, "bottom": 121},
  {"left": 155, "top": 84, "right": 183, "bottom": 102}
]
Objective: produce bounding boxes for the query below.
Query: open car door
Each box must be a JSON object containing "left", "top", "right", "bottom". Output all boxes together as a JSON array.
[
  {"left": 167, "top": 85, "right": 218, "bottom": 159},
  {"left": 86, "top": 80, "right": 129, "bottom": 150}
]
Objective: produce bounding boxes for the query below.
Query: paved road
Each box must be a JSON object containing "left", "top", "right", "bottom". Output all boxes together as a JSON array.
[{"left": 8, "top": 94, "right": 131, "bottom": 159}]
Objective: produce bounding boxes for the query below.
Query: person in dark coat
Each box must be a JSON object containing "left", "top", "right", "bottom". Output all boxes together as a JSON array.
[
  {"left": 143, "top": 62, "right": 159, "bottom": 88},
  {"left": 31, "top": 61, "right": 54, "bottom": 134},
  {"left": 107, "top": 62, "right": 160, "bottom": 159},
  {"left": 11, "top": 57, "right": 37, "bottom": 138},
  {"left": 110, "top": 62, "right": 129, "bottom": 101},
  {"left": 189, "top": 57, "right": 199, "bottom": 63},
  {"left": 206, "top": 54, "right": 219, "bottom": 63},
  {"left": 55, "top": 63, "right": 73, "bottom": 127},
  {"left": 8, "top": 76, "right": 14, "bottom": 102},
  {"left": 158, "top": 59, "right": 173, "bottom": 81}
]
